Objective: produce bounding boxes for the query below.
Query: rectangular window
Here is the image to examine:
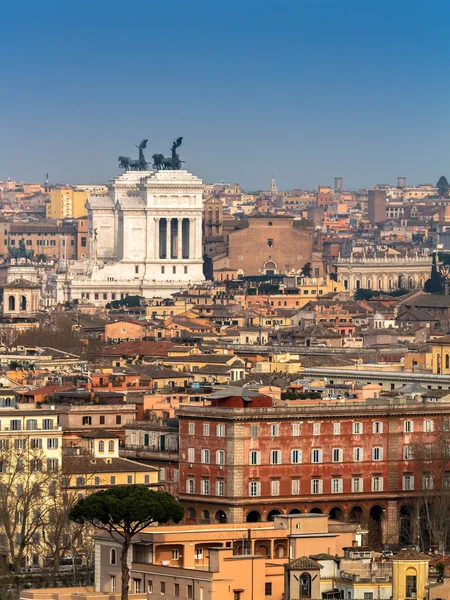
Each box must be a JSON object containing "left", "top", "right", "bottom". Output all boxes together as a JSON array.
[
  {"left": 172, "top": 266, "right": 176, "bottom": 274},
  {"left": 331, "top": 477, "right": 343, "bottom": 493},
  {"left": 292, "top": 423, "right": 301, "bottom": 436},
  {"left": 174, "top": 583, "right": 180, "bottom": 597},
  {"left": 271, "top": 480, "right": 280, "bottom": 496},
  {"left": 47, "top": 438, "right": 59, "bottom": 449},
  {"left": 30, "top": 439, "right": 42, "bottom": 450},
  {"left": 354, "top": 447, "right": 363, "bottom": 462},
  {"left": 111, "top": 576, "right": 116, "bottom": 593},
  {"left": 352, "top": 477, "right": 363, "bottom": 493},
  {"left": 333, "top": 422, "right": 341, "bottom": 435},
  {"left": 251, "top": 424, "right": 259, "bottom": 438},
  {"left": 403, "top": 474, "right": 414, "bottom": 491},
  {"left": 201, "top": 449, "right": 210, "bottom": 464},
  {"left": 10, "top": 419, "right": 21, "bottom": 431},
  {"left": 42, "top": 418, "right": 54, "bottom": 430},
  {"left": 291, "top": 479, "right": 300, "bottom": 495},
  {"left": 332, "top": 448, "right": 343, "bottom": 463},
  {"left": 372, "top": 476, "right": 383, "bottom": 492},
  {"left": 148, "top": 580, "right": 153, "bottom": 594},
  {"left": 115, "top": 415, "right": 121, "bottom": 425},
  {"left": 291, "top": 449, "right": 302, "bottom": 464},
  {"left": 313, "top": 422, "right": 321, "bottom": 435},
  {"left": 270, "top": 450, "right": 282, "bottom": 465},
  {"left": 216, "top": 450, "right": 225, "bottom": 465},
  {"left": 172, "top": 549, "right": 179, "bottom": 560},
  {"left": 99, "top": 415, "right": 105, "bottom": 425},
  {"left": 403, "top": 446, "right": 413, "bottom": 460},
  {"left": 352, "top": 422, "right": 363, "bottom": 434},
  {"left": 216, "top": 424, "right": 225, "bottom": 437},
  {"left": 422, "top": 473, "right": 434, "bottom": 490},
  {"left": 134, "top": 579, "right": 141, "bottom": 594},
  {"left": 161, "top": 266, "right": 165, "bottom": 274},
  {"left": 373, "top": 421, "right": 383, "bottom": 434},
  {"left": 249, "top": 481, "right": 261, "bottom": 497},
  {"left": 404, "top": 420, "right": 414, "bottom": 433},
  {"left": 249, "top": 451, "right": 261, "bottom": 465},
  {"left": 82, "top": 416, "right": 92, "bottom": 426},
  {"left": 311, "top": 478, "right": 323, "bottom": 494},
  {"left": 203, "top": 422, "right": 210, "bottom": 436},
  {"left": 188, "top": 422, "right": 195, "bottom": 435},
  {"left": 161, "top": 582, "right": 166, "bottom": 595},
  {"left": 424, "top": 419, "right": 434, "bottom": 432},
  {"left": 270, "top": 423, "right": 280, "bottom": 437},
  {"left": 47, "top": 459, "right": 59, "bottom": 472},
  {"left": 216, "top": 480, "right": 225, "bottom": 496},
  {"left": 184, "top": 266, "right": 188, "bottom": 274},
  {"left": 186, "top": 479, "right": 195, "bottom": 494},
  {"left": 127, "top": 475, "right": 132, "bottom": 484},
  {"left": 188, "top": 448, "right": 195, "bottom": 463},
  {"left": 311, "top": 449, "right": 323, "bottom": 463},
  {"left": 265, "top": 582, "right": 272, "bottom": 596},
  {"left": 372, "top": 447, "right": 383, "bottom": 461},
  {"left": 187, "top": 585, "right": 193, "bottom": 599}
]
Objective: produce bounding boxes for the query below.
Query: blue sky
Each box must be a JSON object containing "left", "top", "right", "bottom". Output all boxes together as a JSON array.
[{"left": 1, "top": 0, "right": 449, "bottom": 190}]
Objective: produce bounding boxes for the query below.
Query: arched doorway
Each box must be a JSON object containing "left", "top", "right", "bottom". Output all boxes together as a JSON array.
[
  {"left": 267, "top": 509, "right": 282, "bottom": 522},
  {"left": 399, "top": 505, "right": 413, "bottom": 547},
  {"left": 348, "top": 505, "right": 364, "bottom": 524},
  {"left": 299, "top": 572, "right": 312, "bottom": 598},
  {"left": 288, "top": 508, "right": 302, "bottom": 515},
  {"left": 369, "top": 505, "right": 384, "bottom": 550},
  {"left": 186, "top": 508, "right": 197, "bottom": 523},
  {"left": 246, "top": 510, "right": 262, "bottom": 523},
  {"left": 264, "top": 261, "right": 277, "bottom": 276},
  {"left": 310, "top": 507, "right": 323, "bottom": 514},
  {"left": 329, "top": 506, "right": 345, "bottom": 521},
  {"left": 255, "top": 542, "right": 270, "bottom": 556},
  {"left": 8, "top": 296, "right": 15, "bottom": 311},
  {"left": 274, "top": 541, "right": 287, "bottom": 558},
  {"left": 215, "top": 510, "right": 227, "bottom": 524}
]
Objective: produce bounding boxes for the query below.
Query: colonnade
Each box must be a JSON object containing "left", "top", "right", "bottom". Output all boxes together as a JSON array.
[{"left": 153, "top": 217, "right": 201, "bottom": 260}]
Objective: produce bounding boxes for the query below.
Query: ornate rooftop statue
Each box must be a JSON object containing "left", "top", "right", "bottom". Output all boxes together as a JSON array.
[
  {"left": 118, "top": 139, "right": 148, "bottom": 171},
  {"left": 152, "top": 137, "right": 184, "bottom": 170}
]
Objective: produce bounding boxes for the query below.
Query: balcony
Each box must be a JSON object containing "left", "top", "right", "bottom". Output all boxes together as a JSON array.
[{"left": 120, "top": 446, "right": 178, "bottom": 462}]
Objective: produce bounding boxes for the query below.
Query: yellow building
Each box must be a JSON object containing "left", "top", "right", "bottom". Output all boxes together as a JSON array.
[
  {"left": 46, "top": 188, "right": 89, "bottom": 219},
  {"left": 391, "top": 549, "right": 430, "bottom": 600},
  {"left": 430, "top": 336, "right": 450, "bottom": 374}
]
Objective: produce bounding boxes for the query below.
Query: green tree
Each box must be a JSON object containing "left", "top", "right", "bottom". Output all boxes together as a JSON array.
[
  {"left": 424, "top": 253, "right": 445, "bottom": 294},
  {"left": 69, "top": 486, "right": 184, "bottom": 600},
  {"left": 300, "top": 262, "right": 312, "bottom": 278},
  {"left": 437, "top": 176, "right": 449, "bottom": 198}
]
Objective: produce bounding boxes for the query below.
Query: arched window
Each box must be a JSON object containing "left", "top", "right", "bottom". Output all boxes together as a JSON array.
[
  {"left": 108, "top": 440, "right": 115, "bottom": 453},
  {"left": 20, "top": 295, "right": 27, "bottom": 311},
  {"left": 299, "top": 572, "right": 312, "bottom": 598},
  {"left": 98, "top": 441, "right": 104, "bottom": 453},
  {"left": 8, "top": 296, "right": 15, "bottom": 311},
  {"left": 110, "top": 548, "right": 116, "bottom": 565},
  {"left": 446, "top": 354, "right": 449, "bottom": 370}
]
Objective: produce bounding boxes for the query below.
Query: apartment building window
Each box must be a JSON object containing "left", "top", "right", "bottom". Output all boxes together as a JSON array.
[
  {"left": 291, "top": 449, "right": 302, "bottom": 464},
  {"left": 26, "top": 419, "right": 38, "bottom": 430},
  {"left": 270, "top": 450, "right": 282, "bottom": 465},
  {"left": 352, "top": 477, "right": 363, "bottom": 493},
  {"left": 311, "top": 449, "right": 323, "bottom": 463},
  {"left": 331, "top": 477, "right": 343, "bottom": 493},
  {"left": 47, "top": 459, "right": 59, "bottom": 472},
  {"left": 371, "top": 476, "right": 383, "bottom": 492},
  {"left": 292, "top": 422, "right": 301, "bottom": 436},
  {"left": 99, "top": 415, "right": 105, "bottom": 425},
  {"left": 10, "top": 420, "right": 21, "bottom": 431},
  {"left": 333, "top": 422, "right": 341, "bottom": 435},
  {"left": 216, "top": 450, "right": 225, "bottom": 465},
  {"left": 202, "top": 423, "right": 210, "bottom": 436},
  {"left": 81, "top": 237, "right": 87, "bottom": 247},
  {"left": 216, "top": 424, "right": 225, "bottom": 437},
  {"left": 291, "top": 479, "right": 300, "bottom": 495},
  {"left": 148, "top": 580, "right": 153, "bottom": 594},
  {"left": 172, "top": 549, "right": 179, "bottom": 560},
  {"left": 110, "top": 548, "right": 117, "bottom": 565},
  {"left": 111, "top": 576, "right": 116, "bottom": 593},
  {"left": 265, "top": 582, "right": 272, "bottom": 596},
  {"left": 373, "top": 421, "right": 383, "bottom": 434},
  {"left": 403, "top": 446, "right": 413, "bottom": 460},
  {"left": 42, "top": 419, "right": 54, "bottom": 430},
  {"left": 354, "top": 447, "right": 363, "bottom": 462},
  {"left": 15, "top": 439, "right": 26, "bottom": 450},
  {"left": 313, "top": 423, "right": 321, "bottom": 435},
  {"left": 161, "top": 582, "right": 166, "bottom": 595},
  {"left": 76, "top": 477, "right": 85, "bottom": 488},
  {"left": 311, "top": 478, "right": 323, "bottom": 494},
  {"left": 271, "top": 480, "right": 280, "bottom": 496},
  {"left": 270, "top": 423, "right": 280, "bottom": 437},
  {"left": 424, "top": 419, "right": 434, "bottom": 432},
  {"left": 133, "top": 579, "right": 142, "bottom": 594},
  {"left": 422, "top": 473, "right": 434, "bottom": 490},
  {"left": 31, "top": 459, "right": 42, "bottom": 472},
  {"left": 251, "top": 424, "right": 259, "bottom": 438},
  {"left": 352, "top": 422, "right": 363, "bottom": 434},
  {"left": 403, "top": 474, "right": 414, "bottom": 491},
  {"left": 186, "top": 479, "right": 195, "bottom": 494},
  {"left": 249, "top": 481, "right": 261, "bottom": 497},
  {"left": 115, "top": 416, "right": 121, "bottom": 425},
  {"left": 332, "top": 448, "right": 343, "bottom": 463},
  {"left": 372, "top": 447, "right": 383, "bottom": 461},
  {"left": 249, "top": 451, "right": 261, "bottom": 465},
  {"left": 404, "top": 420, "right": 414, "bottom": 433},
  {"left": 187, "top": 585, "right": 193, "bottom": 599},
  {"left": 82, "top": 416, "right": 92, "bottom": 426},
  {"left": 188, "top": 448, "right": 195, "bottom": 463},
  {"left": 216, "top": 480, "right": 225, "bottom": 496},
  {"left": 188, "top": 422, "right": 195, "bottom": 435},
  {"left": 174, "top": 583, "right": 180, "bottom": 597},
  {"left": 161, "top": 266, "right": 165, "bottom": 274},
  {"left": 201, "top": 449, "right": 210, "bottom": 464},
  {"left": 95, "top": 476, "right": 100, "bottom": 486},
  {"left": 110, "top": 476, "right": 116, "bottom": 485},
  {"left": 47, "top": 438, "right": 59, "bottom": 449},
  {"left": 127, "top": 475, "right": 133, "bottom": 484},
  {"left": 30, "top": 439, "right": 42, "bottom": 450}
]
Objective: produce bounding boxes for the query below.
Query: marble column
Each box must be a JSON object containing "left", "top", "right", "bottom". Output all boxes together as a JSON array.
[
  {"left": 154, "top": 218, "right": 160, "bottom": 260},
  {"left": 166, "top": 217, "right": 172, "bottom": 260},
  {"left": 195, "top": 216, "right": 202, "bottom": 260},
  {"left": 177, "top": 218, "right": 183, "bottom": 259},
  {"left": 189, "top": 218, "right": 195, "bottom": 260}
]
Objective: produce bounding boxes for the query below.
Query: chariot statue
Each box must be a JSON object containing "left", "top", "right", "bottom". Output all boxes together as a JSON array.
[
  {"left": 152, "top": 137, "right": 184, "bottom": 170},
  {"left": 118, "top": 139, "right": 149, "bottom": 171}
]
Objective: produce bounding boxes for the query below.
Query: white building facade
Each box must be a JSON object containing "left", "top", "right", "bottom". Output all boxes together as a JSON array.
[{"left": 51, "top": 169, "right": 205, "bottom": 305}]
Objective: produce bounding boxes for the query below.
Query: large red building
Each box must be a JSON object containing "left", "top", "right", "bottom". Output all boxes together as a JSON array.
[{"left": 178, "top": 388, "right": 450, "bottom": 548}]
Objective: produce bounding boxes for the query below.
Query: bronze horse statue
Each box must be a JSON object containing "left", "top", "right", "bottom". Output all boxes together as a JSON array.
[
  {"left": 118, "top": 139, "right": 148, "bottom": 170},
  {"left": 152, "top": 137, "right": 184, "bottom": 170}
]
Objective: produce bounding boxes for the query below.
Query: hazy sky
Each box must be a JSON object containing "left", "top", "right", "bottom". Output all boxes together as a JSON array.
[{"left": 1, "top": 0, "right": 449, "bottom": 190}]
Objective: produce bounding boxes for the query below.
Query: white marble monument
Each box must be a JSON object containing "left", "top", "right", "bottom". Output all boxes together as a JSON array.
[{"left": 51, "top": 169, "right": 205, "bottom": 305}]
